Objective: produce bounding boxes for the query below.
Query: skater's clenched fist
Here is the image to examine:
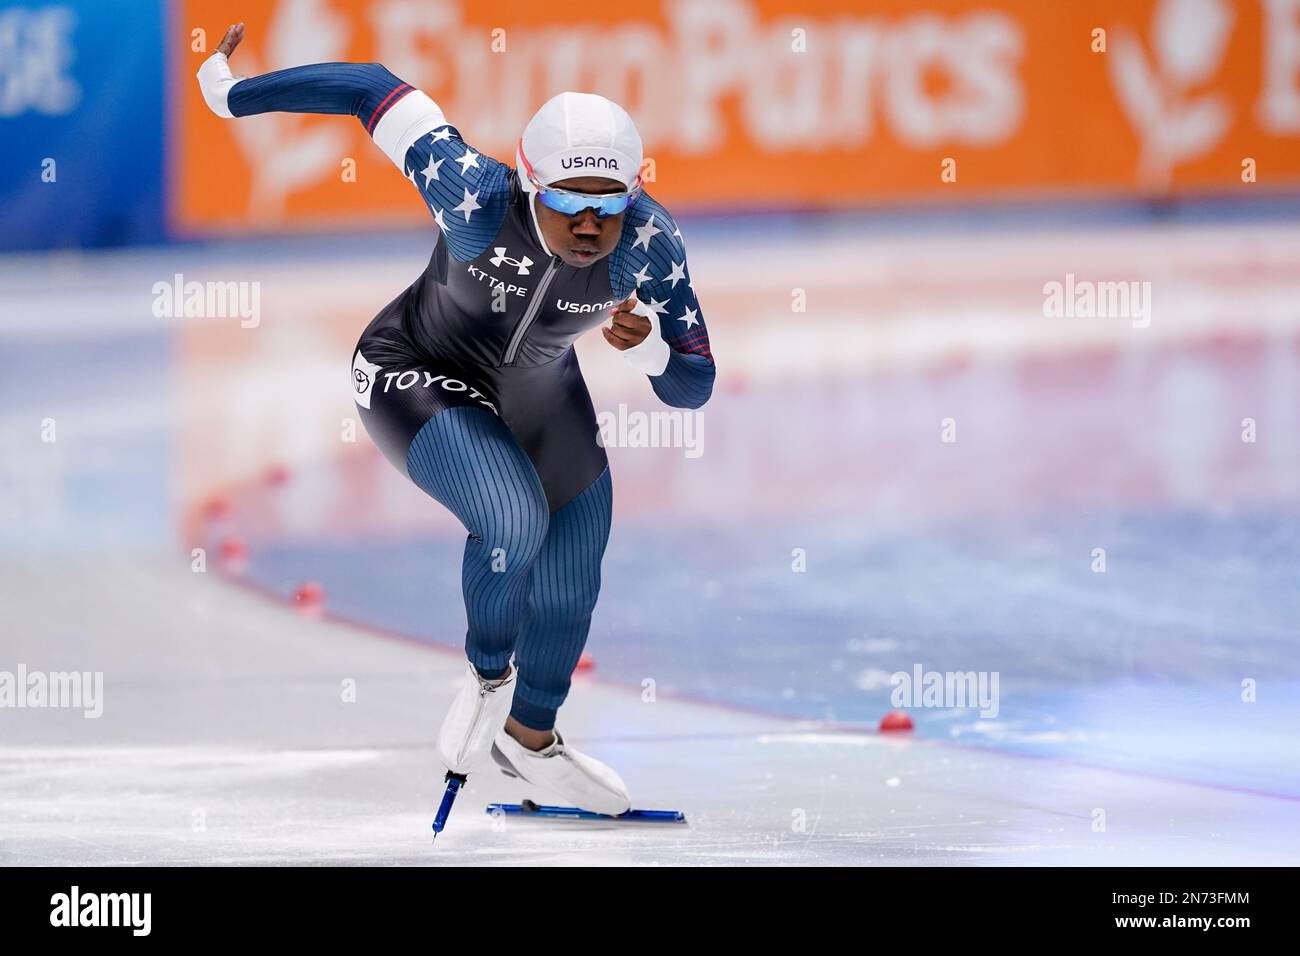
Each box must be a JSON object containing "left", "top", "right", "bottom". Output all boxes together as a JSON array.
[{"left": 602, "top": 295, "right": 652, "bottom": 351}]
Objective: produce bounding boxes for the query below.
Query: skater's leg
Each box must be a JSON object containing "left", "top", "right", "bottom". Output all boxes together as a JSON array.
[
  {"left": 351, "top": 331, "right": 552, "bottom": 776},
  {"left": 507, "top": 466, "right": 612, "bottom": 735},
  {"left": 471, "top": 360, "right": 628, "bottom": 812},
  {"left": 351, "top": 330, "right": 549, "bottom": 674},
  {"left": 405, "top": 407, "right": 549, "bottom": 674}
]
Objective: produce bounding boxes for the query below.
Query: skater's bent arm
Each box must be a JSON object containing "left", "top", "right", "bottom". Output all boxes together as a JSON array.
[
  {"left": 609, "top": 211, "right": 715, "bottom": 410},
  {"left": 650, "top": 349, "right": 715, "bottom": 410}
]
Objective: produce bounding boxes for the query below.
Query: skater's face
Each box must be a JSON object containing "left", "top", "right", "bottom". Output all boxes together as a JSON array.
[{"left": 535, "top": 176, "right": 627, "bottom": 268}]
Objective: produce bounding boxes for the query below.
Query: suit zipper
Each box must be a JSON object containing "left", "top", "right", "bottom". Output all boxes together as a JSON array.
[
  {"left": 501, "top": 257, "right": 559, "bottom": 367},
  {"left": 466, "top": 684, "right": 489, "bottom": 744},
  {"left": 457, "top": 673, "right": 503, "bottom": 764}
]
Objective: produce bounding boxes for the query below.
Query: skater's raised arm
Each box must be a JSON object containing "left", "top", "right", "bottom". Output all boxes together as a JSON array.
[
  {"left": 197, "top": 24, "right": 432, "bottom": 144},
  {"left": 196, "top": 22, "right": 509, "bottom": 260}
]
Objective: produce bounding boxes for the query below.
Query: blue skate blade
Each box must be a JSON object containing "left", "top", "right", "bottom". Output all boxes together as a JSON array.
[
  {"left": 432, "top": 773, "right": 468, "bottom": 837},
  {"left": 485, "top": 802, "right": 686, "bottom": 823}
]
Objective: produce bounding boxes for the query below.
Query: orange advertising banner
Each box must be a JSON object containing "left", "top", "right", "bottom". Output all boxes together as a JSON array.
[{"left": 171, "top": 0, "right": 1300, "bottom": 233}]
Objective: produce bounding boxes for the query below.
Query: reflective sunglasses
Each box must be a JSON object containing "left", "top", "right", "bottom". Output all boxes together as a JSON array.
[{"left": 518, "top": 140, "right": 642, "bottom": 218}]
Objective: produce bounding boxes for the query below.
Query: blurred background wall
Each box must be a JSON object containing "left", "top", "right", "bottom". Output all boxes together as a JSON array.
[{"left": 6, "top": 0, "right": 1300, "bottom": 249}]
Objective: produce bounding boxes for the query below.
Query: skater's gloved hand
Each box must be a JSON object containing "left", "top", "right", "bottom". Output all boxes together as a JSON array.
[
  {"left": 197, "top": 22, "right": 246, "bottom": 118},
  {"left": 602, "top": 295, "right": 651, "bottom": 351},
  {"left": 605, "top": 294, "right": 671, "bottom": 377}
]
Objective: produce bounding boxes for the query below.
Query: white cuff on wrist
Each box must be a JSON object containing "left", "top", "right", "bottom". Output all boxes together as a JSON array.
[
  {"left": 196, "top": 52, "right": 241, "bottom": 118},
  {"left": 619, "top": 299, "right": 671, "bottom": 377}
]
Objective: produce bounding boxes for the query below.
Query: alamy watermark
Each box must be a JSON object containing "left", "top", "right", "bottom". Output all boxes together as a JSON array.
[
  {"left": 596, "top": 403, "right": 703, "bottom": 459},
  {"left": 0, "top": 665, "right": 103, "bottom": 718},
  {"left": 1042, "top": 273, "right": 1151, "bottom": 328},
  {"left": 152, "top": 273, "right": 260, "bottom": 328},
  {"left": 890, "top": 664, "right": 999, "bottom": 718},
  {"left": 50, "top": 886, "right": 150, "bottom": 936}
]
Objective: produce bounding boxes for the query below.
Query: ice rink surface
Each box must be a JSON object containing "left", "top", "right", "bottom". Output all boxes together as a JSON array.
[
  {"left": 3, "top": 213, "right": 1300, "bottom": 864},
  {"left": 3, "top": 555, "right": 1297, "bottom": 866}
]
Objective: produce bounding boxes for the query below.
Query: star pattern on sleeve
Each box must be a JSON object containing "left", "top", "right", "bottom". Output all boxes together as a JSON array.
[
  {"left": 452, "top": 187, "right": 481, "bottom": 222},
  {"left": 420, "top": 155, "right": 443, "bottom": 187},
  {"left": 620, "top": 200, "right": 711, "bottom": 365},
  {"left": 398, "top": 122, "right": 510, "bottom": 262},
  {"left": 633, "top": 214, "right": 662, "bottom": 252},
  {"left": 455, "top": 148, "right": 480, "bottom": 175},
  {"left": 665, "top": 259, "right": 687, "bottom": 288}
]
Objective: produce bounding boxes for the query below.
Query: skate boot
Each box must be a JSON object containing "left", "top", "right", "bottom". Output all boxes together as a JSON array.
[
  {"left": 491, "top": 727, "right": 631, "bottom": 816},
  {"left": 436, "top": 662, "right": 516, "bottom": 774}
]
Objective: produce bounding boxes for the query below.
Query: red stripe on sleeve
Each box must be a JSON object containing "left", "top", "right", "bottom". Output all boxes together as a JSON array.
[{"left": 366, "top": 84, "right": 414, "bottom": 134}]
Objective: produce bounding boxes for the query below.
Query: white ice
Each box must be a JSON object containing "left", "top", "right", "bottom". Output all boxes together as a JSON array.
[{"left": 2, "top": 554, "right": 1296, "bottom": 866}]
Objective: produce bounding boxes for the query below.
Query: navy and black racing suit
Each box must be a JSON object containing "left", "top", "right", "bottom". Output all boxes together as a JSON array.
[{"left": 199, "top": 58, "right": 715, "bottom": 730}]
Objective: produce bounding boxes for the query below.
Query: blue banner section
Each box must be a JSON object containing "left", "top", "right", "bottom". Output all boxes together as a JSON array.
[{"left": 0, "top": 1, "right": 164, "bottom": 249}]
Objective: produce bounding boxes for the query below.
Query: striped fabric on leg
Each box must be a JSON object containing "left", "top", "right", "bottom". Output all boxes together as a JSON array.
[
  {"left": 509, "top": 467, "right": 613, "bottom": 731},
  {"left": 405, "top": 407, "right": 549, "bottom": 676}
]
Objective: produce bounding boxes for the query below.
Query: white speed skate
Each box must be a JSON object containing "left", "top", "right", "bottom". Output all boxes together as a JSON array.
[
  {"left": 436, "top": 662, "right": 516, "bottom": 774},
  {"left": 491, "top": 727, "right": 632, "bottom": 816}
]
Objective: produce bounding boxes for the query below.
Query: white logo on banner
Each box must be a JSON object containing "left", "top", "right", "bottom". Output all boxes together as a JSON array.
[
  {"left": 228, "top": 0, "right": 351, "bottom": 218},
  {"left": 1108, "top": 0, "right": 1234, "bottom": 187},
  {"left": 0, "top": 7, "right": 82, "bottom": 116}
]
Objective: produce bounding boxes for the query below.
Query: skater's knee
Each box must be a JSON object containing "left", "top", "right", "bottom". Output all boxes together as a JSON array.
[
  {"left": 469, "top": 493, "right": 549, "bottom": 570},
  {"left": 405, "top": 406, "right": 549, "bottom": 559},
  {"left": 538, "top": 577, "right": 600, "bottom": 621},
  {"left": 406, "top": 407, "right": 514, "bottom": 496}
]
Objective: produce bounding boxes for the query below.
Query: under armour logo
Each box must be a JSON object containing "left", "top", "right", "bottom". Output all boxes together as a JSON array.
[{"left": 490, "top": 247, "right": 533, "bottom": 275}]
